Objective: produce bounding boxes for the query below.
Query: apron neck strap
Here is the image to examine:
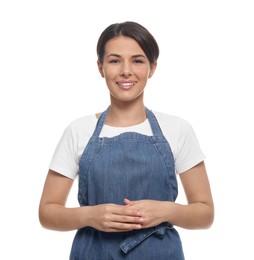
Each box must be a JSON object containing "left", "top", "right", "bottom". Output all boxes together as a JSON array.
[
  {"left": 93, "top": 107, "right": 109, "bottom": 137},
  {"left": 145, "top": 108, "right": 164, "bottom": 137}
]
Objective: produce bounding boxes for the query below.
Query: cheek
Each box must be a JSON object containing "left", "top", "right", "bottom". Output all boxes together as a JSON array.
[
  {"left": 140, "top": 70, "right": 151, "bottom": 79},
  {"left": 103, "top": 67, "right": 118, "bottom": 79},
  {"left": 135, "top": 66, "right": 151, "bottom": 78}
]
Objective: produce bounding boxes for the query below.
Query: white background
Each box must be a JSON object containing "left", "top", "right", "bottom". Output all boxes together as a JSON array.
[{"left": 0, "top": 0, "right": 253, "bottom": 259}]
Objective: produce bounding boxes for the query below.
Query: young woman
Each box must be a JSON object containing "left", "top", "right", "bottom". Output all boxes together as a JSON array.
[{"left": 39, "top": 21, "right": 214, "bottom": 259}]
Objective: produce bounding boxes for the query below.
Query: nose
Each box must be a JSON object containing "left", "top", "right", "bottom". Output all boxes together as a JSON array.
[{"left": 120, "top": 61, "right": 132, "bottom": 77}]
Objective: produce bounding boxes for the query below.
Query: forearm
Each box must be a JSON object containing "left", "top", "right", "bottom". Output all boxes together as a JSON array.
[
  {"left": 39, "top": 203, "right": 143, "bottom": 232},
  {"left": 165, "top": 201, "right": 214, "bottom": 229},
  {"left": 39, "top": 204, "right": 92, "bottom": 231}
]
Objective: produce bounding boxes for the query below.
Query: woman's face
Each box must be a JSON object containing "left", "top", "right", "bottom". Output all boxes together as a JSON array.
[{"left": 97, "top": 36, "right": 157, "bottom": 103}]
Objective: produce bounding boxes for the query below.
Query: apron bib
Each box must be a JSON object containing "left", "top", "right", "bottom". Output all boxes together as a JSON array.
[{"left": 70, "top": 108, "right": 184, "bottom": 260}]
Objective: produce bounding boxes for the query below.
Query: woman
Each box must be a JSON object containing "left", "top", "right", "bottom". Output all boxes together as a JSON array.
[{"left": 39, "top": 21, "right": 214, "bottom": 259}]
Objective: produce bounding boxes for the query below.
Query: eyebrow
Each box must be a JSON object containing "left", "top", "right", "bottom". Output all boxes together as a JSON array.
[{"left": 106, "top": 54, "right": 147, "bottom": 59}]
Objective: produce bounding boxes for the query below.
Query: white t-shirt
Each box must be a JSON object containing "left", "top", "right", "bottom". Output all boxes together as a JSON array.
[{"left": 49, "top": 111, "right": 205, "bottom": 180}]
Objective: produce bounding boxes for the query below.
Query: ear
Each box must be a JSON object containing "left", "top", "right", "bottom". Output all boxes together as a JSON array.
[
  {"left": 148, "top": 62, "right": 157, "bottom": 78},
  {"left": 97, "top": 60, "right": 104, "bottom": 78}
]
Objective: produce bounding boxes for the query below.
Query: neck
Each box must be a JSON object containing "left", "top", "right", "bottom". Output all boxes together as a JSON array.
[{"left": 106, "top": 99, "right": 147, "bottom": 127}]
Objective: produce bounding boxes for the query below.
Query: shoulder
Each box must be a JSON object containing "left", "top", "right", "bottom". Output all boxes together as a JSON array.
[
  {"left": 68, "top": 114, "right": 97, "bottom": 137},
  {"left": 152, "top": 111, "right": 192, "bottom": 134},
  {"left": 152, "top": 110, "right": 198, "bottom": 153},
  {"left": 152, "top": 111, "right": 205, "bottom": 174},
  {"left": 58, "top": 114, "right": 98, "bottom": 146}
]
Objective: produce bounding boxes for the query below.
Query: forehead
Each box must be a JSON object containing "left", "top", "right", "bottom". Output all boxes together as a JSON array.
[{"left": 104, "top": 36, "right": 145, "bottom": 56}]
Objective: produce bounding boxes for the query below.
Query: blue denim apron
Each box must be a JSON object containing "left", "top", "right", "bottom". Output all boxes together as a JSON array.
[{"left": 70, "top": 108, "right": 185, "bottom": 259}]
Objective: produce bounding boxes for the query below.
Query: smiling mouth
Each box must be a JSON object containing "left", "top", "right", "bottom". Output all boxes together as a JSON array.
[{"left": 116, "top": 82, "right": 136, "bottom": 90}]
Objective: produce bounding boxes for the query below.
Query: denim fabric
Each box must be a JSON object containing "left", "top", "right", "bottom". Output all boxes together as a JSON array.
[{"left": 70, "top": 108, "right": 185, "bottom": 260}]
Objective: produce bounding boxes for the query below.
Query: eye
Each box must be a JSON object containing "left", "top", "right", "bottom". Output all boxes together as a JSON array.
[
  {"left": 133, "top": 59, "right": 144, "bottom": 64},
  {"left": 109, "top": 59, "right": 120, "bottom": 64}
]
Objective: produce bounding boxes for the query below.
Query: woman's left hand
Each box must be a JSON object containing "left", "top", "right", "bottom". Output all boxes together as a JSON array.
[
  {"left": 124, "top": 198, "right": 170, "bottom": 229},
  {"left": 124, "top": 162, "right": 214, "bottom": 230}
]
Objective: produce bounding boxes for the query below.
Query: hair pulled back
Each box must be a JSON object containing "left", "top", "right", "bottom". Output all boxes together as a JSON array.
[{"left": 97, "top": 21, "right": 159, "bottom": 65}]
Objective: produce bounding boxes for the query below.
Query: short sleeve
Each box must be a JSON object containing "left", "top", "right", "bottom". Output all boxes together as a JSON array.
[
  {"left": 49, "top": 124, "right": 78, "bottom": 180},
  {"left": 175, "top": 119, "right": 205, "bottom": 174}
]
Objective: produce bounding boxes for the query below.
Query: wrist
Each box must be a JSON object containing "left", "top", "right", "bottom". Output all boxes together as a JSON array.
[{"left": 78, "top": 206, "right": 93, "bottom": 228}]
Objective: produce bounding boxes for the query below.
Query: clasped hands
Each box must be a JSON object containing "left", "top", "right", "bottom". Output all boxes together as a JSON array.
[{"left": 89, "top": 198, "right": 170, "bottom": 232}]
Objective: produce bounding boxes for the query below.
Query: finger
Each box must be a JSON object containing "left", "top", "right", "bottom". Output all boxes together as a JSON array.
[
  {"left": 113, "top": 214, "right": 144, "bottom": 225},
  {"left": 124, "top": 198, "right": 132, "bottom": 205},
  {"left": 123, "top": 200, "right": 143, "bottom": 217},
  {"left": 109, "top": 222, "right": 142, "bottom": 232},
  {"left": 124, "top": 198, "right": 141, "bottom": 206},
  {"left": 112, "top": 204, "right": 141, "bottom": 217}
]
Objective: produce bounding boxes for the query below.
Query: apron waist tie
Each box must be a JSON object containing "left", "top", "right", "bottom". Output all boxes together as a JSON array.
[{"left": 120, "top": 222, "right": 173, "bottom": 254}]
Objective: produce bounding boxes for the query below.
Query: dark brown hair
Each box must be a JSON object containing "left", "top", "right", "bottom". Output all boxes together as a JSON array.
[{"left": 97, "top": 21, "right": 159, "bottom": 65}]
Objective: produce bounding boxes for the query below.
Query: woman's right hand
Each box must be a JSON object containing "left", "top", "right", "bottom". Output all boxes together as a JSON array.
[
  {"left": 88, "top": 203, "right": 144, "bottom": 232},
  {"left": 39, "top": 170, "right": 143, "bottom": 232}
]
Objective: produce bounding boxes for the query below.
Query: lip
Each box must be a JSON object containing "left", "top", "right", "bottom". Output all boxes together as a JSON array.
[{"left": 116, "top": 81, "right": 136, "bottom": 90}]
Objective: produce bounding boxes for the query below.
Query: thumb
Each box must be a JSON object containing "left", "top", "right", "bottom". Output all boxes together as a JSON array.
[{"left": 124, "top": 198, "right": 133, "bottom": 206}]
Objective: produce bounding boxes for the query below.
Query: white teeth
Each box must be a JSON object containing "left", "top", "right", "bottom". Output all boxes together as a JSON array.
[{"left": 118, "top": 82, "right": 134, "bottom": 86}]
